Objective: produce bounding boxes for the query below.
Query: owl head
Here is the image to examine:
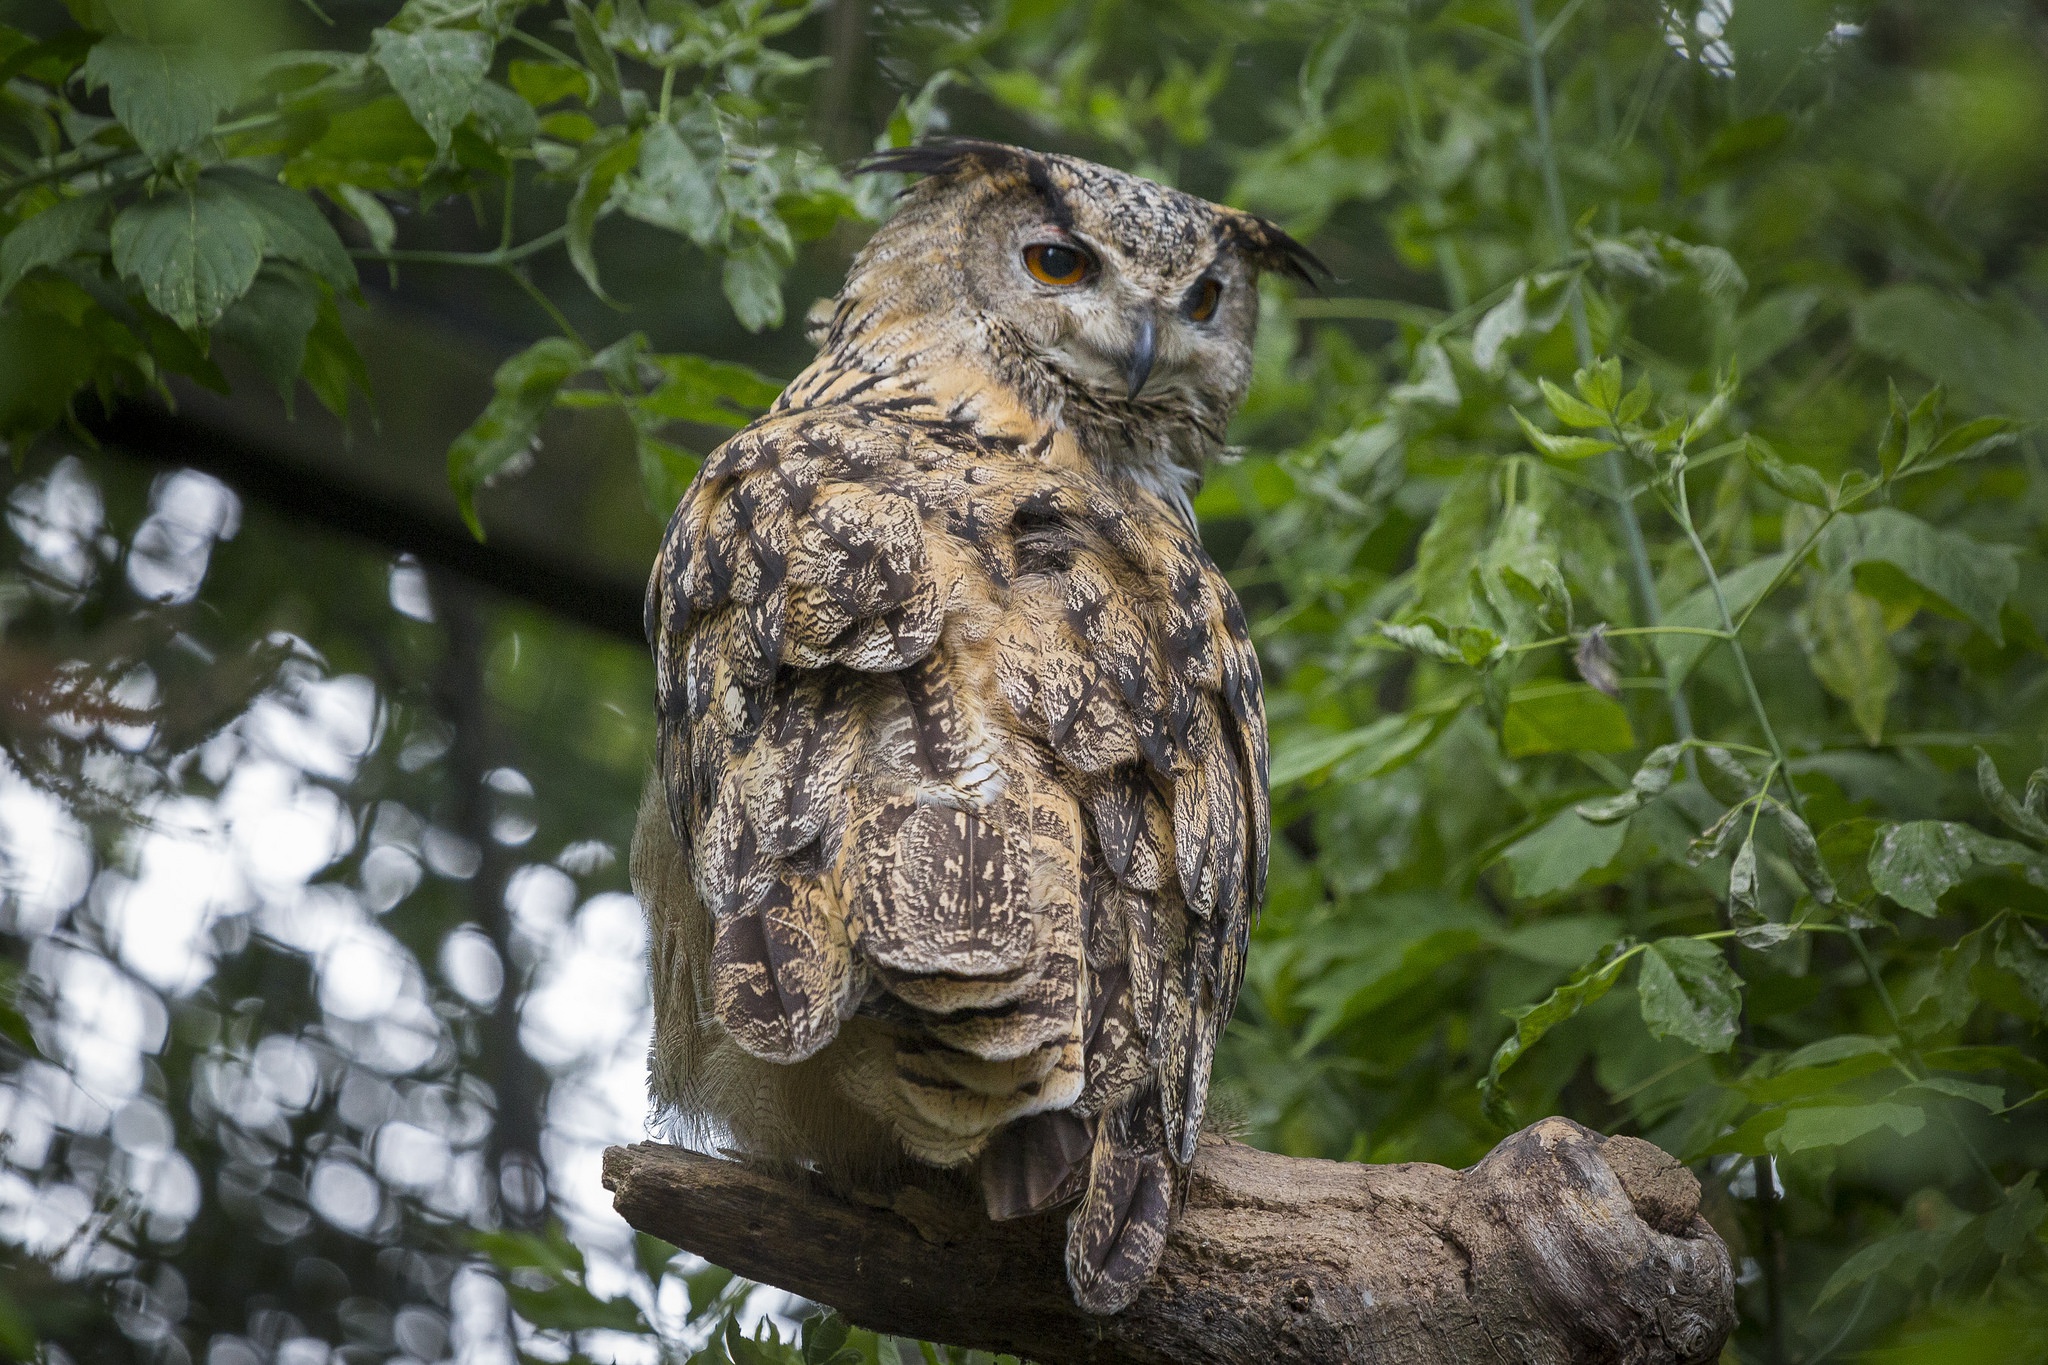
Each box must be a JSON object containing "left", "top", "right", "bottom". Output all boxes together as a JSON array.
[{"left": 831, "top": 140, "right": 1322, "bottom": 457}]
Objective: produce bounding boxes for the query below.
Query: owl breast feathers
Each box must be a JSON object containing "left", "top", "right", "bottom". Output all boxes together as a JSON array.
[{"left": 633, "top": 139, "right": 1313, "bottom": 1315}]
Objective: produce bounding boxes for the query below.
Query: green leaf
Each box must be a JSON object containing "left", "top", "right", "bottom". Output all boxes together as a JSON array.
[
  {"left": 1496, "top": 914, "right": 1627, "bottom": 968},
  {"left": 1500, "top": 682, "right": 1636, "bottom": 757},
  {"left": 1480, "top": 939, "right": 1638, "bottom": 1126},
  {"left": 1743, "top": 437, "right": 1833, "bottom": 507},
  {"left": 1678, "top": 385, "right": 1735, "bottom": 447},
  {"left": 82, "top": 35, "right": 238, "bottom": 163},
  {"left": 1686, "top": 803, "right": 1745, "bottom": 868},
  {"left": 216, "top": 267, "right": 319, "bottom": 407},
  {"left": 564, "top": 0, "right": 621, "bottom": 100},
  {"left": 1868, "top": 820, "right": 2048, "bottom": 916},
  {"left": 634, "top": 1232, "right": 678, "bottom": 1288},
  {"left": 110, "top": 180, "right": 265, "bottom": 330},
  {"left": 722, "top": 242, "right": 785, "bottom": 333},
  {"left": 1269, "top": 706, "right": 1464, "bottom": 789},
  {"left": 1903, "top": 1076, "right": 2007, "bottom": 1112},
  {"left": 1499, "top": 810, "right": 1629, "bottom": 898},
  {"left": 1768, "top": 1102, "right": 1925, "bottom": 1154},
  {"left": 1637, "top": 937, "right": 1741, "bottom": 1053},
  {"left": 467, "top": 80, "right": 537, "bottom": 152},
  {"left": 1907, "top": 920, "right": 1992, "bottom": 1039},
  {"left": 1744, "top": 1036, "right": 1898, "bottom": 1103},
  {"left": 567, "top": 129, "right": 640, "bottom": 303},
  {"left": 448, "top": 337, "right": 585, "bottom": 538},
  {"left": 639, "top": 353, "right": 781, "bottom": 427},
  {"left": 0, "top": 191, "right": 109, "bottom": 302},
  {"left": 1514, "top": 409, "right": 1616, "bottom": 461},
  {"left": 1574, "top": 357, "right": 1623, "bottom": 411},
  {"left": 1817, "top": 817, "right": 1881, "bottom": 906},
  {"left": 333, "top": 184, "right": 396, "bottom": 255},
  {"left": 1814, "top": 1225, "right": 1950, "bottom": 1308},
  {"left": 1376, "top": 620, "right": 1464, "bottom": 662},
  {"left": 1816, "top": 508, "right": 2018, "bottom": 642},
  {"left": 1771, "top": 803, "right": 1836, "bottom": 904},
  {"left": 1655, "top": 554, "right": 1785, "bottom": 681},
  {"left": 801, "top": 1313, "right": 852, "bottom": 1365},
  {"left": 3, "top": 30, "right": 93, "bottom": 88},
  {"left": 1992, "top": 914, "right": 2048, "bottom": 1015},
  {"left": 1507, "top": 679, "right": 1630, "bottom": 765},
  {"left": 637, "top": 434, "right": 699, "bottom": 517},
  {"left": 509, "top": 59, "right": 592, "bottom": 108},
  {"left": 1977, "top": 748, "right": 2048, "bottom": 846},
  {"left": 468, "top": 1225, "right": 586, "bottom": 1280},
  {"left": 1537, "top": 377, "right": 1609, "bottom": 428},
  {"left": 1727, "top": 835, "right": 1759, "bottom": 920},
  {"left": 1616, "top": 374, "right": 1653, "bottom": 425},
  {"left": 508, "top": 1282, "right": 647, "bottom": 1334},
  {"left": 1801, "top": 579, "right": 1897, "bottom": 746},
  {"left": 1412, "top": 471, "right": 1492, "bottom": 616},
  {"left": 1576, "top": 743, "right": 1683, "bottom": 823},
  {"left": 1917, "top": 415, "right": 2020, "bottom": 475},
  {"left": 210, "top": 168, "right": 356, "bottom": 293},
  {"left": 1923, "top": 1044, "right": 2048, "bottom": 1090},
  {"left": 621, "top": 120, "right": 724, "bottom": 247},
  {"left": 1298, "top": 924, "right": 1489, "bottom": 1048},
  {"left": 301, "top": 289, "right": 371, "bottom": 420},
  {"left": 1735, "top": 286, "right": 1821, "bottom": 374},
  {"left": 371, "top": 26, "right": 491, "bottom": 151},
  {"left": 683, "top": 1263, "right": 735, "bottom": 1319},
  {"left": 1853, "top": 284, "right": 2048, "bottom": 420}
]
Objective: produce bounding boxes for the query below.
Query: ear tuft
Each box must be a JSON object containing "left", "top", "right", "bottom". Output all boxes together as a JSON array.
[
  {"left": 1228, "top": 214, "right": 1330, "bottom": 290},
  {"left": 856, "top": 138, "right": 1074, "bottom": 227},
  {"left": 854, "top": 137, "right": 1035, "bottom": 184}
]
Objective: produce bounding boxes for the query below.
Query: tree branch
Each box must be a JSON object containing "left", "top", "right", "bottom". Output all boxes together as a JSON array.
[{"left": 603, "top": 1117, "right": 1735, "bottom": 1365}]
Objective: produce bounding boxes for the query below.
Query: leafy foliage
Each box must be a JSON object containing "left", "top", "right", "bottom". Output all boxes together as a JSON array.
[{"left": 4, "top": 1, "right": 2048, "bottom": 1363}]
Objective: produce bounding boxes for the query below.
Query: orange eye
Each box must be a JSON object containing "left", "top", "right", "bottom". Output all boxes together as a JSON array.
[
  {"left": 1023, "top": 242, "right": 1092, "bottom": 286},
  {"left": 1186, "top": 277, "right": 1222, "bottom": 322}
]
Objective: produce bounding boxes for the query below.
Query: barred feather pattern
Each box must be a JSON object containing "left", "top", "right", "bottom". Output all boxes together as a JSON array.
[{"left": 635, "top": 140, "right": 1274, "bottom": 1317}]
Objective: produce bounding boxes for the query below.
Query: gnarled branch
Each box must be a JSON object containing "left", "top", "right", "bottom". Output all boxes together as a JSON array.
[{"left": 603, "top": 1117, "right": 1735, "bottom": 1364}]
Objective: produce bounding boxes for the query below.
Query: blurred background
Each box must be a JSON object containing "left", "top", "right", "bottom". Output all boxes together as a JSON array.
[{"left": 3, "top": 1, "right": 2047, "bottom": 1362}]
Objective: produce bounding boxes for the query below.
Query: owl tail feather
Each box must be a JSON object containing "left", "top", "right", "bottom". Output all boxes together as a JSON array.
[
  {"left": 1062, "top": 1098, "right": 1175, "bottom": 1316},
  {"left": 981, "top": 1109, "right": 1093, "bottom": 1220}
]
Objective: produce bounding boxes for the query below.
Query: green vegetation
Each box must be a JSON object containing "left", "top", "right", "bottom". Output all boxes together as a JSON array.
[{"left": 3, "top": 1, "right": 2046, "bottom": 1361}]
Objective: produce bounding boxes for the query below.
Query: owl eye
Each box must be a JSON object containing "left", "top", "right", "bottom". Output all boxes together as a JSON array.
[
  {"left": 1023, "top": 242, "right": 1093, "bottom": 286},
  {"left": 1185, "top": 277, "right": 1223, "bottom": 322}
]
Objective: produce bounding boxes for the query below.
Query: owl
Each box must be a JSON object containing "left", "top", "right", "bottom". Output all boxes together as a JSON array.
[{"left": 632, "top": 139, "right": 1315, "bottom": 1314}]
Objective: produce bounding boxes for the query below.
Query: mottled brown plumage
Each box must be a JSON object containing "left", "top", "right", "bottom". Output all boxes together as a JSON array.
[{"left": 632, "top": 139, "right": 1305, "bottom": 1314}]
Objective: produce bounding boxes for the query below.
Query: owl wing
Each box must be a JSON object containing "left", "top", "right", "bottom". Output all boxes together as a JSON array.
[
  {"left": 646, "top": 402, "right": 1267, "bottom": 1315},
  {"left": 646, "top": 406, "right": 960, "bottom": 1069},
  {"left": 982, "top": 483, "right": 1268, "bottom": 1312}
]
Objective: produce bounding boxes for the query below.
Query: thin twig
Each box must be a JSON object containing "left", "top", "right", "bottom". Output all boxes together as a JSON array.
[
  {"left": 1512, "top": 0, "right": 1697, "bottom": 757},
  {"left": 348, "top": 226, "right": 568, "bottom": 268}
]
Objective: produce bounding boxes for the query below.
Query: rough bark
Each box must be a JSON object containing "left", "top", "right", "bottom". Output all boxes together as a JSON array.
[{"left": 602, "top": 1117, "right": 1735, "bottom": 1365}]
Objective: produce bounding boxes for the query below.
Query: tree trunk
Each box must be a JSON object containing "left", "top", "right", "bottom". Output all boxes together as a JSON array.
[{"left": 603, "top": 1117, "right": 1735, "bottom": 1365}]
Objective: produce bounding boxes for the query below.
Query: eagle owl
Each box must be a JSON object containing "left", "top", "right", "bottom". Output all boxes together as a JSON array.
[{"left": 632, "top": 139, "right": 1312, "bottom": 1314}]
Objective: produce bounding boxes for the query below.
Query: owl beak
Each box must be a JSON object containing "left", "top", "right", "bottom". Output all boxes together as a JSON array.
[{"left": 1124, "top": 312, "right": 1158, "bottom": 399}]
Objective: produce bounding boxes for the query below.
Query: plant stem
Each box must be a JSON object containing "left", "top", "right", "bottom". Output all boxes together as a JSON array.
[
  {"left": 1667, "top": 465, "right": 1803, "bottom": 818},
  {"left": 350, "top": 226, "right": 567, "bottom": 268},
  {"left": 1513, "top": 0, "right": 1696, "bottom": 755},
  {"left": 506, "top": 26, "right": 583, "bottom": 69},
  {"left": 503, "top": 266, "right": 589, "bottom": 353},
  {"left": 1515, "top": 11, "right": 1776, "bottom": 1353},
  {"left": 1289, "top": 297, "right": 1446, "bottom": 326},
  {"left": 1389, "top": 22, "right": 1470, "bottom": 311},
  {"left": 0, "top": 147, "right": 131, "bottom": 196},
  {"left": 1506, "top": 624, "right": 1731, "bottom": 653},
  {"left": 498, "top": 176, "right": 517, "bottom": 253}
]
